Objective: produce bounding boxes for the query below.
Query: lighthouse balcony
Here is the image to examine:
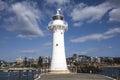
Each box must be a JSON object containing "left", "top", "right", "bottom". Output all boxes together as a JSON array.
[{"left": 48, "top": 21, "right": 68, "bottom": 31}]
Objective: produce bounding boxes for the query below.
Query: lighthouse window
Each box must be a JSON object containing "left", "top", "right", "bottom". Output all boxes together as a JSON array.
[
  {"left": 56, "top": 44, "right": 58, "bottom": 46},
  {"left": 52, "top": 16, "right": 63, "bottom": 20}
]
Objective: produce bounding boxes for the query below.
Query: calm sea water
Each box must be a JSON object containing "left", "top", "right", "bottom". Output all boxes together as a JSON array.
[
  {"left": 0, "top": 70, "right": 40, "bottom": 80},
  {"left": 98, "top": 67, "right": 120, "bottom": 78},
  {"left": 0, "top": 67, "right": 120, "bottom": 80}
]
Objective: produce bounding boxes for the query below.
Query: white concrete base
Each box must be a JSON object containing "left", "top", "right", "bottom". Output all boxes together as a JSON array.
[{"left": 49, "top": 70, "right": 71, "bottom": 74}]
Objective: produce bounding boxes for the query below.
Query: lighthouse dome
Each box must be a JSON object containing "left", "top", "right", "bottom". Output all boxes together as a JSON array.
[{"left": 52, "top": 8, "right": 64, "bottom": 20}]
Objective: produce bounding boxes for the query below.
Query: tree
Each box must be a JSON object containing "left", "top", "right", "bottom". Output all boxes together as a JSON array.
[
  {"left": 24, "top": 57, "right": 27, "bottom": 67},
  {"left": 38, "top": 56, "right": 43, "bottom": 68}
]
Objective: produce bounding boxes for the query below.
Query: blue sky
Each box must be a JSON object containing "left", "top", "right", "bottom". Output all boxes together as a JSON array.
[{"left": 0, "top": 0, "right": 120, "bottom": 61}]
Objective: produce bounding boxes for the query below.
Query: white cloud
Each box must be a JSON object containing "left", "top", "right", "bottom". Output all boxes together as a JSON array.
[
  {"left": 71, "top": 27, "right": 120, "bottom": 43},
  {"left": 44, "top": 42, "right": 52, "bottom": 47},
  {"left": 71, "top": 2, "right": 112, "bottom": 26},
  {"left": 73, "top": 22, "right": 83, "bottom": 27},
  {"left": 0, "top": 0, "right": 7, "bottom": 11},
  {"left": 4, "top": 1, "right": 44, "bottom": 38},
  {"left": 45, "top": 0, "right": 70, "bottom": 5},
  {"left": 109, "top": 0, "right": 120, "bottom": 7},
  {"left": 104, "top": 27, "right": 120, "bottom": 35},
  {"left": 109, "top": 8, "right": 120, "bottom": 22},
  {"left": 18, "top": 49, "right": 37, "bottom": 54},
  {"left": 78, "top": 46, "right": 112, "bottom": 54},
  {"left": 107, "top": 0, "right": 120, "bottom": 22}
]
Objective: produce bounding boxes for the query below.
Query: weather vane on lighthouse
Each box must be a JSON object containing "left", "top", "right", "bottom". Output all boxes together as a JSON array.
[
  {"left": 48, "top": 9, "right": 70, "bottom": 73},
  {"left": 57, "top": 8, "right": 61, "bottom": 15}
]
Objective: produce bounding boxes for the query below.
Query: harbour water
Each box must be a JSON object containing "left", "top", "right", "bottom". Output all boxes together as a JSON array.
[
  {"left": 0, "top": 67, "right": 120, "bottom": 80},
  {"left": 0, "top": 70, "right": 40, "bottom": 80},
  {"left": 98, "top": 67, "right": 120, "bottom": 79}
]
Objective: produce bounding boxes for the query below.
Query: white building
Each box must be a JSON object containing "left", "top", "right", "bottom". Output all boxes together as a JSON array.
[
  {"left": 48, "top": 9, "right": 69, "bottom": 73},
  {"left": 16, "top": 56, "right": 24, "bottom": 64},
  {"left": 42, "top": 56, "right": 50, "bottom": 64}
]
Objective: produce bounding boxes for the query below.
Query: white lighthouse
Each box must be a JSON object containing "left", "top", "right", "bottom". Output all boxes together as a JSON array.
[{"left": 48, "top": 9, "right": 69, "bottom": 73}]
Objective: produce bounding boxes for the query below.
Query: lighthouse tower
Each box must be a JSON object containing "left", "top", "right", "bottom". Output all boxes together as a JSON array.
[{"left": 48, "top": 9, "right": 69, "bottom": 73}]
